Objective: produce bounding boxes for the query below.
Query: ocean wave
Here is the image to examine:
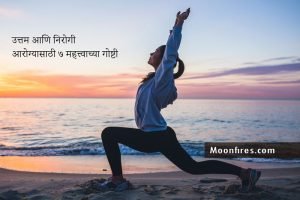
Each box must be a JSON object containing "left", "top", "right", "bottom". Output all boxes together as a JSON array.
[
  {"left": 0, "top": 142, "right": 204, "bottom": 157},
  {"left": 103, "top": 119, "right": 134, "bottom": 123},
  {"left": 1, "top": 142, "right": 299, "bottom": 163},
  {"left": 194, "top": 118, "right": 232, "bottom": 123}
]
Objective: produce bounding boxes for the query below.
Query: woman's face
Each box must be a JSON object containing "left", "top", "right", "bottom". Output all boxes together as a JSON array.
[{"left": 148, "top": 47, "right": 163, "bottom": 70}]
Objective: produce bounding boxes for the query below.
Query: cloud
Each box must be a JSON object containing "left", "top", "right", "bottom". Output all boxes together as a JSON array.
[
  {"left": 0, "top": 6, "right": 24, "bottom": 18},
  {"left": 182, "top": 63, "right": 300, "bottom": 80},
  {"left": 1, "top": 68, "right": 300, "bottom": 99},
  {"left": 243, "top": 56, "right": 299, "bottom": 65},
  {"left": 177, "top": 83, "right": 300, "bottom": 100},
  {"left": 0, "top": 71, "right": 143, "bottom": 98},
  {"left": 260, "top": 80, "right": 300, "bottom": 85},
  {"left": 261, "top": 56, "right": 298, "bottom": 63}
]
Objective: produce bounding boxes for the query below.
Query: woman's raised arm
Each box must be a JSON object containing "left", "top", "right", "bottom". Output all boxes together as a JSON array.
[{"left": 154, "top": 8, "right": 190, "bottom": 91}]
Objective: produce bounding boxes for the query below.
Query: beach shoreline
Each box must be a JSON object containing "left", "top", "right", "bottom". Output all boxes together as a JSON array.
[
  {"left": 1, "top": 166, "right": 299, "bottom": 199},
  {"left": 1, "top": 155, "right": 299, "bottom": 175}
]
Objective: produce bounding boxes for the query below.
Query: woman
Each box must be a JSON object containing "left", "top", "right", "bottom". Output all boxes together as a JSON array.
[{"left": 100, "top": 8, "right": 261, "bottom": 192}]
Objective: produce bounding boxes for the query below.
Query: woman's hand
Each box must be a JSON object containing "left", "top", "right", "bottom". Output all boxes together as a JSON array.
[{"left": 174, "top": 8, "right": 190, "bottom": 26}]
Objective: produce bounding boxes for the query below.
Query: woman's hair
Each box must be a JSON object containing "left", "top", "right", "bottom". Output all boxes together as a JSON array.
[{"left": 140, "top": 45, "right": 185, "bottom": 84}]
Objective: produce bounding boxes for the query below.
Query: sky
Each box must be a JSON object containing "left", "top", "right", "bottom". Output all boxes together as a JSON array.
[{"left": 0, "top": 0, "right": 300, "bottom": 99}]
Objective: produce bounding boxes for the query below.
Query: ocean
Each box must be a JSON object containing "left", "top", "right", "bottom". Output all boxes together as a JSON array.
[
  {"left": 1, "top": 98, "right": 299, "bottom": 161},
  {"left": 0, "top": 98, "right": 300, "bottom": 156}
]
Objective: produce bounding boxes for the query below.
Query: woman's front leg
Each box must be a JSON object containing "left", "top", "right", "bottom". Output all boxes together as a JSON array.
[
  {"left": 101, "top": 127, "right": 124, "bottom": 176},
  {"left": 101, "top": 126, "right": 160, "bottom": 176}
]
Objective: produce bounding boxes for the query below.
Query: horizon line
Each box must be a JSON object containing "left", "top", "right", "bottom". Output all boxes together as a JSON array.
[{"left": 0, "top": 97, "right": 299, "bottom": 101}]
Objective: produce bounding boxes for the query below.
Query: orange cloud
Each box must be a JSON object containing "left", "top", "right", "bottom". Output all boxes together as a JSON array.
[
  {"left": 0, "top": 71, "right": 142, "bottom": 98},
  {"left": 0, "top": 71, "right": 299, "bottom": 99}
]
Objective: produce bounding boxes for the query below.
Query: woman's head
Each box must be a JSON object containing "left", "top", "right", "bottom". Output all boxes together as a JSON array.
[
  {"left": 148, "top": 45, "right": 166, "bottom": 70},
  {"left": 141, "top": 45, "right": 185, "bottom": 84}
]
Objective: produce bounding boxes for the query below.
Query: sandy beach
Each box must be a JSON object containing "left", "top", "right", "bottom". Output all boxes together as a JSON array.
[{"left": 0, "top": 167, "right": 299, "bottom": 200}]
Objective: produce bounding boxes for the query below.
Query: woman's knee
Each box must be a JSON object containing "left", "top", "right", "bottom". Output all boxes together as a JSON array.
[{"left": 101, "top": 127, "right": 113, "bottom": 140}]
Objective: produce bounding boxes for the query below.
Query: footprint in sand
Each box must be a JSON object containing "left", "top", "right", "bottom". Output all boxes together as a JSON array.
[
  {"left": 143, "top": 185, "right": 179, "bottom": 195},
  {"left": 192, "top": 185, "right": 225, "bottom": 195},
  {"left": 0, "top": 189, "right": 51, "bottom": 200}
]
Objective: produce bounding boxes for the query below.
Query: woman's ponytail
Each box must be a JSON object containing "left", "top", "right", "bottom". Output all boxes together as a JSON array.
[{"left": 173, "top": 56, "right": 185, "bottom": 79}]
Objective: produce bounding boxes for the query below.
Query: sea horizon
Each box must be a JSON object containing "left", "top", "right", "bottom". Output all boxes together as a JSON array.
[{"left": 1, "top": 97, "right": 300, "bottom": 101}]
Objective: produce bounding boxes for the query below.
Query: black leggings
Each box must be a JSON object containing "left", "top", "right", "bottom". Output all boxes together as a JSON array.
[{"left": 101, "top": 126, "right": 242, "bottom": 177}]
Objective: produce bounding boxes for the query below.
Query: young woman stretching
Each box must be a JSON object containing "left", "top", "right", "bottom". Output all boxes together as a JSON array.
[{"left": 100, "top": 8, "right": 261, "bottom": 192}]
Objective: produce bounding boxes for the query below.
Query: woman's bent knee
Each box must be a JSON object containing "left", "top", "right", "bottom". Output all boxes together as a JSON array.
[{"left": 101, "top": 127, "right": 112, "bottom": 140}]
